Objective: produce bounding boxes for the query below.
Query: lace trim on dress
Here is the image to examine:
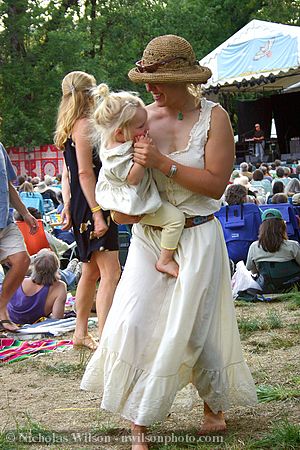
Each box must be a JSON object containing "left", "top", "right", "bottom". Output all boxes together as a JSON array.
[
  {"left": 81, "top": 347, "right": 257, "bottom": 425},
  {"left": 168, "top": 98, "right": 218, "bottom": 157}
]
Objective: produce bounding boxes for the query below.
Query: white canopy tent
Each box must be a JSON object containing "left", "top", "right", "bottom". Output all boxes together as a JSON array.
[{"left": 200, "top": 19, "right": 300, "bottom": 94}]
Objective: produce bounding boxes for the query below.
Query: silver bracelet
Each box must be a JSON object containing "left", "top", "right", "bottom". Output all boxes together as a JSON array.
[{"left": 166, "top": 164, "right": 178, "bottom": 178}]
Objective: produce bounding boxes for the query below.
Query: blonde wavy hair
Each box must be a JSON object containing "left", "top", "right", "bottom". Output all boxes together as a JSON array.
[
  {"left": 54, "top": 71, "right": 96, "bottom": 150},
  {"left": 187, "top": 83, "right": 202, "bottom": 106},
  {"left": 92, "top": 83, "right": 145, "bottom": 146}
]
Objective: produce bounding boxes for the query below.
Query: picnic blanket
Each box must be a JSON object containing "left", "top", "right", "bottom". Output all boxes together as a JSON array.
[
  {"left": 0, "top": 338, "right": 72, "bottom": 363},
  {"left": 4, "top": 317, "right": 98, "bottom": 339},
  {"left": 65, "top": 293, "right": 76, "bottom": 308}
]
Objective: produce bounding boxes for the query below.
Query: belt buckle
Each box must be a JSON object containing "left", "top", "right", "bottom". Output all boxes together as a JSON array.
[{"left": 193, "top": 216, "right": 206, "bottom": 226}]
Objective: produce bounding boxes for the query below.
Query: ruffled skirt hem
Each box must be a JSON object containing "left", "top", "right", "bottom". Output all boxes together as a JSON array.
[{"left": 81, "top": 348, "right": 257, "bottom": 426}]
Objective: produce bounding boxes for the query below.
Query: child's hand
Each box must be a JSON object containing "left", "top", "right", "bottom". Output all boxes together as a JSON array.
[{"left": 134, "top": 133, "right": 152, "bottom": 145}]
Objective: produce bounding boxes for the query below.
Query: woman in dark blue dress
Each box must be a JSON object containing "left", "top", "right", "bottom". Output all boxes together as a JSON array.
[{"left": 55, "top": 71, "right": 120, "bottom": 350}]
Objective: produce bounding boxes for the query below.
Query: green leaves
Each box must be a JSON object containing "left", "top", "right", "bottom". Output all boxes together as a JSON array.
[{"left": 0, "top": 0, "right": 299, "bottom": 146}]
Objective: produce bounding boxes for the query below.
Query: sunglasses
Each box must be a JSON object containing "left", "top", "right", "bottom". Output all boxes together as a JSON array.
[{"left": 135, "top": 56, "right": 189, "bottom": 73}]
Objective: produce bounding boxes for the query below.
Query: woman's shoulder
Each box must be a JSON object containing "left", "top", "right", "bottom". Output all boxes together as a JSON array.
[
  {"left": 249, "top": 240, "right": 259, "bottom": 249},
  {"left": 207, "top": 100, "right": 228, "bottom": 120},
  {"left": 72, "top": 117, "right": 90, "bottom": 133},
  {"left": 284, "top": 239, "right": 300, "bottom": 249},
  {"left": 50, "top": 279, "right": 67, "bottom": 292},
  {"left": 200, "top": 98, "right": 229, "bottom": 129}
]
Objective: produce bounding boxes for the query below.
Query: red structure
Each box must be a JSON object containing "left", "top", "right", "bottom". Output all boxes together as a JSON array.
[{"left": 7, "top": 145, "right": 64, "bottom": 178}]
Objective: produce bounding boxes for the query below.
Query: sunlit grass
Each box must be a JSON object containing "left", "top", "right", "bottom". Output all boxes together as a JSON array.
[
  {"left": 257, "top": 384, "right": 300, "bottom": 403},
  {"left": 248, "top": 420, "right": 300, "bottom": 449},
  {"left": 42, "top": 347, "right": 92, "bottom": 377}
]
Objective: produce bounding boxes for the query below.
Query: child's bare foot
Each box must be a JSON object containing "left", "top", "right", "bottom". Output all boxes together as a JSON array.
[
  {"left": 199, "top": 403, "right": 226, "bottom": 435},
  {"left": 156, "top": 260, "right": 179, "bottom": 277}
]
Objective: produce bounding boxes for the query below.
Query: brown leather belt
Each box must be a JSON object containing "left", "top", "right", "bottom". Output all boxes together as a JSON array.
[
  {"left": 184, "top": 214, "right": 215, "bottom": 228},
  {"left": 111, "top": 211, "right": 215, "bottom": 229}
]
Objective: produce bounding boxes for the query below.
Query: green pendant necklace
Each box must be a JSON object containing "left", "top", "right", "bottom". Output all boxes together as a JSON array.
[{"left": 177, "top": 111, "right": 184, "bottom": 121}]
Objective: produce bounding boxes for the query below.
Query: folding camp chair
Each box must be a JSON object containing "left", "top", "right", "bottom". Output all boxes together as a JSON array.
[
  {"left": 118, "top": 225, "right": 132, "bottom": 269},
  {"left": 256, "top": 260, "right": 300, "bottom": 293},
  {"left": 215, "top": 203, "right": 262, "bottom": 263},
  {"left": 43, "top": 198, "right": 55, "bottom": 214},
  {"left": 16, "top": 219, "right": 51, "bottom": 255},
  {"left": 16, "top": 219, "right": 77, "bottom": 267}
]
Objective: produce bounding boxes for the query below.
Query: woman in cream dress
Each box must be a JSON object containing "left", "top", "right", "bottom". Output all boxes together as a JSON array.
[{"left": 81, "top": 35, "right": 257, "bottom": 449}]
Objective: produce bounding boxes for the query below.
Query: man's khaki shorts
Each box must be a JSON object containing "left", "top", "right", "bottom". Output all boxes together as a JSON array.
[{"left": 0, "top": 223, "right": 27, "bottom": 263}]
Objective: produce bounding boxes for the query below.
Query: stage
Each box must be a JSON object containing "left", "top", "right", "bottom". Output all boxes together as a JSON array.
[{"left": 235, "top": 139, "right": 280, "bottom": 164}]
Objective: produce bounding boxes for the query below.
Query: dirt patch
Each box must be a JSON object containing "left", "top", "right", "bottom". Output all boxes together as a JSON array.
[{"left": 0, "top": 298, "right": 299, "bottom": 449}]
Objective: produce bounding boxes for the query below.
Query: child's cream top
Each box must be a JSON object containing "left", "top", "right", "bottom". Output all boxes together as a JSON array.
[{"left": 96, "top": 141, "right": 162, "bottom": 215}]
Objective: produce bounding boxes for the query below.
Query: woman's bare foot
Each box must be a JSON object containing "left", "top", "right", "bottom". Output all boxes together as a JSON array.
[
  {"left": 156, "top": 259, "right": 179, "bottom": 277},
  {"left": 72, "top": 333, "right": 98, "bottom": 350},
  {"left": 199, "top": 403, "right": 226, "bottom": 435},
  {"left": 0, "top": 308, "right": 19, "bottom": 332},
  {"left": 131, "top": 424, "right": 149, "bottom": 450}
]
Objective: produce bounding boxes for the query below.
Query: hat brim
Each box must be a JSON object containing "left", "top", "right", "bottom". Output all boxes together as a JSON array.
[
  {"left": 35, "top": 187, "right": 47, "bottom": 194},
  {"left": 128, "top": 66, "right": 212, "bottom": 84}
]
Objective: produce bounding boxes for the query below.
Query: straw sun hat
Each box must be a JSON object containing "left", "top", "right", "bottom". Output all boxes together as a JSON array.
[
  {"left": 128, "top": 35, "right": 212, "bottom": 84},
  {"left": 234, "top": 176, "right": 251, "bottom": 190},
  {"left": 34, "top": 181, "right": 48, "bottom": 193}
]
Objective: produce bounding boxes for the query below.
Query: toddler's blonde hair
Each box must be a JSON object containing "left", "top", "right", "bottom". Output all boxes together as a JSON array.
[
  {"left": 92, "top": 83, "right": 145, "bottom": 146},
  {"left": 54, "top": 71, "right": 96, "bottom": 150}
]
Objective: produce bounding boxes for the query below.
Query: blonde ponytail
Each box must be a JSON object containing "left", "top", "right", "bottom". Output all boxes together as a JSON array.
[{"left": 54, "top": 71, "right": 96, "bottom": 150}]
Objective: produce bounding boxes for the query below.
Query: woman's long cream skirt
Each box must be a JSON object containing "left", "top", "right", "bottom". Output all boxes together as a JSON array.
[{"left": 81, "top": 219, "right": 257, "bottom": 425}]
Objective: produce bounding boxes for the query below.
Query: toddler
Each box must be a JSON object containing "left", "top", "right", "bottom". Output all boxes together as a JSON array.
[{"left": 93, "top": 84, "right": 185, "bottom": 277}]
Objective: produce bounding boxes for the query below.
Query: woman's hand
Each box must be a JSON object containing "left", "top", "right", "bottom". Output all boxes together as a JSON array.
[
  {"left": 111, "top": 211, "right": 144, "bottom": 225},
  {"left": 61, "top": 207, "right": 72, "bottom": 230},
  {"left": 133, "top": 137, "right": 164, "bottom": 169},
  {"left": 92, "top": 211, "right": 109, "bottom": 238},
  {"left": 23, "top": 212, "right": 39, "bottom": 235}
]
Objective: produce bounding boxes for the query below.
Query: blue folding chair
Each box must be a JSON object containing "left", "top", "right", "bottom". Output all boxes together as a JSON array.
[
  {"left": 118, "top": 225, "right": 132, "bottom": 269},
  {"left": 43, "top": 198, "right": 55, "bottom": 214},
  {"left": 215, "top": 203, "right": 262, "bottom": 263}
]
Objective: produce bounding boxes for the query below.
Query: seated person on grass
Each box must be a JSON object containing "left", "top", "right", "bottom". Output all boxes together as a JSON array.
[
  {"left": 246, "top": 209, "right": 300, "bottom": 293},
  {"left": 6, "top": 249, "right": 67, "bottom": 326}
]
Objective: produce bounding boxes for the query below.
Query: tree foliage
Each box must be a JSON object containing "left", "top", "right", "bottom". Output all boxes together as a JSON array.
[{"left": 0, "top": 0, "right": 298, "bottom": 146}]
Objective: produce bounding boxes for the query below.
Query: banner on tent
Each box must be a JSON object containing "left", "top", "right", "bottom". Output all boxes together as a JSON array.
[{"left": 217, "top": 34, "right": 298, "bottom": 81}]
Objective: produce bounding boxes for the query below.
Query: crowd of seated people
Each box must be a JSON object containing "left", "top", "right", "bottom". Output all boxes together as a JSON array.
[
  {"left": 223, "top": 160, "right": 300, "bottom": 293},
  {"left": 5, "top": 160, "right": 300, "bottom": 325},
  {"left": 19, "top": 181, "right": 45, "bottom": 215}
]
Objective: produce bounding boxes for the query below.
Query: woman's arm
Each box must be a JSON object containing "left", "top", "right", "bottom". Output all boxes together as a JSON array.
[
  {"left": 293, "top": 242, "right": 300, "bottom": 266},
  {"left": 73, "top": 118, "right": 108, "bottom": 237},
  {"left": 61, "top": 161, "right": 72, "bottom": 230},
  {"left": 245, "top": 244, "right": 258, "bottom": 274},
  {"left": 133, "top": 106, "right": 235, "bottom": 200}
]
